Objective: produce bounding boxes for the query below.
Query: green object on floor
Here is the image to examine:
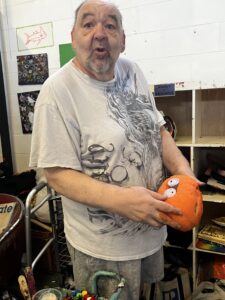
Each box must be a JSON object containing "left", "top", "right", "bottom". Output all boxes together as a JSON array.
[{"left": 91, "top": 270, "right": 125, "bottom": 300}]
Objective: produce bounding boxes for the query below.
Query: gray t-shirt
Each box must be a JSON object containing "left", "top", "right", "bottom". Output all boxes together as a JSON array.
[{"left": 30, "top": 57, "right": 167, "bottom": 261}]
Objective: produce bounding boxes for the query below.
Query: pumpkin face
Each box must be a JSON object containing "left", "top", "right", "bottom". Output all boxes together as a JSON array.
[{"left": 158, "top": 175, "right": 203, "bottom": 232}]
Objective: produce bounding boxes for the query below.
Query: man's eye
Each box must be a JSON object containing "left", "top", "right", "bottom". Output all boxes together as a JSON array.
[
  {"left": 105, "top": 24, "right": 116, "bottom": 30},
  {"left": 84, "top": 22, "right": 94, "bottom": 28}
]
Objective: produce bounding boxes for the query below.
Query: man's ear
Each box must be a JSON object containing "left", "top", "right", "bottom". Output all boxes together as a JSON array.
[
  {"left": 71, "top": 30, "right": 76, "bottom": 49},
  {"left": 121, "top": 32, "right": 126, "bottom": 53}
]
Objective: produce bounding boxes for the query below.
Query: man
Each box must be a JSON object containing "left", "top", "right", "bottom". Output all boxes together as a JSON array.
[{"left": 30, "top": 0, "right": 198, "bottom": 298}]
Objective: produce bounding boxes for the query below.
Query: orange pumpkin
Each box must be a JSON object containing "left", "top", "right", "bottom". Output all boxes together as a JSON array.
[{"left": 158, "top": 175, "right": 203, "bottom": 232}]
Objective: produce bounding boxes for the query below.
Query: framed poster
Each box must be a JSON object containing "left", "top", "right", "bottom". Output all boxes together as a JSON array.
[
  {"left": 17, "top": 91, "right": 39, "bottom": 134},
  {"left": 17, "top": 53, "right": 49, "bottom": 85},
  {"left": 16, "top": 22, "right": 54, "bottom": 51}
]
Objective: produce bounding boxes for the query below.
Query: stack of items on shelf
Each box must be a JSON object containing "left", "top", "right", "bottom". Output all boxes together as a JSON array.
[
  {"left": 197, "top": 153, "right": 225, "bottom": 253},
  {"left": 201, "top": 154, "right": 225, "bottom": 192},
  {"left": 196, "top": 220, "right": 225, "bottom": 253}
]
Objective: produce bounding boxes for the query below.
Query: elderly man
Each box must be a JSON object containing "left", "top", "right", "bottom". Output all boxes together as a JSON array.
[{"left": 30, "top": 0, "right": 197, "bottom": 298}]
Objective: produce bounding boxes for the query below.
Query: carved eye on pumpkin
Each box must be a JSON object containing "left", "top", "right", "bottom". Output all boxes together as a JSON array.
[
  {"left": 164, "top": 188, "right": 177, "bottom": 198},
  {"left": 168, "top": 178, "right": 179, "bottom": 187}
]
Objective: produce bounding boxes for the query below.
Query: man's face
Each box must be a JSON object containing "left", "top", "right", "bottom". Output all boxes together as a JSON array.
[{"left": 71, "top": 0, "right": 125, "bottom": 81}]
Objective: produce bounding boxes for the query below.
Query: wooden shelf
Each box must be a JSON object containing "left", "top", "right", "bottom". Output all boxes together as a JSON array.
[
  {"left": 175, "top": 135, "right": 192, "bottom": 146},
  {"left": 156, "top": 86, "right": 225, "bottom": 290},
  {"left": 203, "top": 193, "right": 225, "bottom": 203},
  {"left": 195, "top": 247, "right": 225, "bottom": 256},
  {"left": 195, "top": 136, "right": 225, "bottom": 146}
]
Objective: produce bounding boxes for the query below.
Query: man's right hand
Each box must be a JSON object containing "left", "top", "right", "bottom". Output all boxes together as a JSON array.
[{"left": 111, "top": 186, "right": 182, "bottom": 229}]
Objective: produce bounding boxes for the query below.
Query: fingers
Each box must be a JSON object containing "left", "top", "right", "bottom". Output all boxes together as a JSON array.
[
  {"left": 197, "top": 180, "right": 205, "bottom": 186},
  {"left": 159, "top": 212, "right": 181, "bottom": 230},
  {"left": 189, "top": 176, "right": 205, "bottom": 186},
  {"left": 155, "top": 197, "right": 182, "bottom": 216},
  {"left": 147, "top": 220, "right": 164, "bottom": 229},
  {"left": 163, "top": 202, "right": 182, "bottom": 216},
  {"left": 148, "top": 190, "right": 181, "bottom": 215},
  {"left": 145, "top": 211, "right": 181, "bottom": 230},
  {"left": 121, "top": 186, "right": 183, "bottom": 227},
  {"left": 145, "top": 190, "right": 182, "bottom": 227},
  {"left": 148, "top": 190, "right": 167, "bottom": 201}
]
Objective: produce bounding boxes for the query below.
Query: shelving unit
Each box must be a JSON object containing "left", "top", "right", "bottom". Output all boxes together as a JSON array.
[{"left": 155, "top": 86, "right": 225, "bottom": 290}]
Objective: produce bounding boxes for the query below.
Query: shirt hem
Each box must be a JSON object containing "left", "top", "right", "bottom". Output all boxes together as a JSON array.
[{"left": 66, "top": 231, "right": 167, "bottom": 262}]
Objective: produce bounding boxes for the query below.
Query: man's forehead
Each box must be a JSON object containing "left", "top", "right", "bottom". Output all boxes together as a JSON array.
[
  {"left": 77, "top": 0, "right": 121, "bottom": 20},
  {"left": 80, "top": 0, "right": 117, "bottom": 9}
]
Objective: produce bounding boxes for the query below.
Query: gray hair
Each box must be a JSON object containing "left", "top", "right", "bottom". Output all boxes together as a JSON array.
[{"left": 72, "top": 0, "right": 123, "bottom": 30}]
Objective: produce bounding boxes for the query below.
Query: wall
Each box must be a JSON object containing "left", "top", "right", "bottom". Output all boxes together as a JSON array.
[{"left": 0, "top": 0, "right": 225, "bottom": 173}]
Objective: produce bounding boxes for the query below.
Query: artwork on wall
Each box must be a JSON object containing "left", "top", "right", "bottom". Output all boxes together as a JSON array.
[
  {"left": 16, "top": 22, "right": 54, "bottom": 51},
  {"left": 17, "top": 91, "right": 39, "bottom": 134},
  {"left": 59, "top": 43, "right": 76, "bottom": 67},
  {"left": 17, "top": 53, "right": 49, "bottom": 85}
]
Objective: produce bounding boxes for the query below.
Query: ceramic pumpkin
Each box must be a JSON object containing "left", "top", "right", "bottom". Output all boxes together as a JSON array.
[{"left": 158, "top": 175, "right": 203, "bottom": 232}]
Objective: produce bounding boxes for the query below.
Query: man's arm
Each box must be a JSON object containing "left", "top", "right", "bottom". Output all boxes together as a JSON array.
[
  {"left": 44, "top": 166, "right": 182, "bottom": 229},
  {"left": 161, "top": 126, "right": 197, "bottom": 179}
]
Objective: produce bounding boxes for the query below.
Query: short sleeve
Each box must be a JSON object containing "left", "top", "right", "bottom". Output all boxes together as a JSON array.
[{"left": 29, "top": 83, "right": 82, "bottom": 171}]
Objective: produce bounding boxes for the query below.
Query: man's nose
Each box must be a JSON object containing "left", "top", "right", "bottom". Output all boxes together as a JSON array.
[{"left": 94, "top": 23, "right": 106, "bottom": 39}]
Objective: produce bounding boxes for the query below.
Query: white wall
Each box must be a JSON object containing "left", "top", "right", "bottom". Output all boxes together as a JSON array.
[{"left": 0, "top": 0, "right": 225, "bottom": 173}]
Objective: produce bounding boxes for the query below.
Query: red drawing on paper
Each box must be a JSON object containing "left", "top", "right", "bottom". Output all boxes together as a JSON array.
[{"left": 24, "top": 26, "right": 47, "bottom": 46}]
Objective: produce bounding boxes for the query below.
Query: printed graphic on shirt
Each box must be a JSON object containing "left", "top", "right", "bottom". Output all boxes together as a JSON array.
[{"left": 82, "top": 71, "right": 164, "bottom": 235}]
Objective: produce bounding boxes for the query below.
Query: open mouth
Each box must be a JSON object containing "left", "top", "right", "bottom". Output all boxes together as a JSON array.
[
  {"left": 94, "top": 47, "right": 108, "bottom": 56},
  {"left": 96, "top": 47, "right": 105, "bottom": 52}
]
